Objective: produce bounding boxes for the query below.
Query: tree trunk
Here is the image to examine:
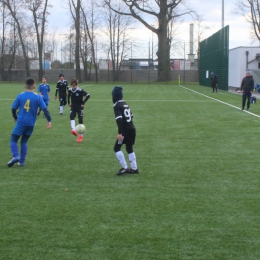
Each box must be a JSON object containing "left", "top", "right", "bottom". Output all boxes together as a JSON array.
[
  {"left": 75, "top": 0, "right": 81, "bottom": 82},
  {"left": 38, "top": 41, "right": 44, "bottom": 80},
  {"left": 157, "top": 9, "right": 171, "bottom": 82}
]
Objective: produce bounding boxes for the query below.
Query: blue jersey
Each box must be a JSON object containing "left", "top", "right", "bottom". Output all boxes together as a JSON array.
[
  {"left": 38, "top": 84, "right": 50, "bottom": 102},
  {"left": 12, "top": 91, "right": 47, "bottom": 126}
]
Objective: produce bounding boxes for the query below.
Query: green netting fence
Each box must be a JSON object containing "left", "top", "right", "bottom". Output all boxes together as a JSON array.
[{"left": 199, "top": 26, "right": 229, "bottom": 91}]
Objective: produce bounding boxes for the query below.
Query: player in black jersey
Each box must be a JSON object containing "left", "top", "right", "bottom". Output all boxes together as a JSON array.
[
  {"left": 68, "top": 78, "right": 90, "bottom": 143},
  {"left": 112, "top": 86, "right": 138, "bottom": 175},
  {"left": 55, "top": 74, "right": 68, "bottom": 115}
]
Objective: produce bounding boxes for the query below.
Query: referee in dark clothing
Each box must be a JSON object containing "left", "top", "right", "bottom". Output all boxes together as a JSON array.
[{"left": 241, "top": 70, "right": 254, "bottom": 111}]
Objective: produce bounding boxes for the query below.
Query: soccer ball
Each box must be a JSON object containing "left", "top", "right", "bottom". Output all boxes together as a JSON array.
[{"left": 76, "top": 124, "right": 86, "bottom": 134}]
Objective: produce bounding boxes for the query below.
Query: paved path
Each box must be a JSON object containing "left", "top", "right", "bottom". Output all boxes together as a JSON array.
[{"left": 228, "top": 87, "right": 260, "bottom": 99}]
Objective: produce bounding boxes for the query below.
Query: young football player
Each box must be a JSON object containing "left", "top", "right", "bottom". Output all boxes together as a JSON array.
[
  {"left": 68, "top": 78, "right": 90, "bottom": 143},
  {"left": 37, "top": 76, "right": 50, "bottom": 117},
  {"left": 55, "top": 73, "right": 68, "bottom": 115},
  {"left": 8, "top": 77, "right": 52, "bottom": 167},
  {"left": 112, "top": 86, "right": 138, "bottom": 175}
]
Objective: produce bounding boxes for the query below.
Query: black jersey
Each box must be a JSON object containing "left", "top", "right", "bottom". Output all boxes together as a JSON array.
[
  {"left": 68, "top": 87, "right": 90, "bottom": 106},
  {"left": 210, "top": 74, "right": 218, "bottom": 85},
  {"left": 113, "top": 100, "right": 135, "bottom": 134},
  {"left": 55, "top": 80, "right": 68, "bottom": 96}
]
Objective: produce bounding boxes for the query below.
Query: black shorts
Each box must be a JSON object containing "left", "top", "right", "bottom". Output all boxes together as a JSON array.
[
  {"left": 70, "top": 105, "right": 84, "bottom": 122},
  {"left": 122, "top": 128, "right": 136, "bottom": 145},
  {"left": 59, "top": 95, "right": 66, "bottom": 102}
]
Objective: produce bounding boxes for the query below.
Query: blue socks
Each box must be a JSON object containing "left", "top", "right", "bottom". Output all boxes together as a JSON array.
[
  {"left": 20, "top": 144, "right": 27, "bottom": 165},
  {"left": 10, "top": 141, "right": 19, "bottom": 158}
]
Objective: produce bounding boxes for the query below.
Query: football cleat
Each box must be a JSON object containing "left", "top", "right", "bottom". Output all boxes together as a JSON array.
[
  {"left": 76, "top": 136, "right": 83, "bottom": 143},
  {"left": 17, "top": 162, "right": 24, "bottom": 167},
  {"left": 71, "top": 129, "right": 78, "bottom": 136},
  {"left": 7, "top": 157, "right": 20, "bottom": 167},
  {"left": 129, "top": 168, "right": 139, "bottom": 174},
  {"left": 116, "top": 168, "right": 130, "bottom": 175}
]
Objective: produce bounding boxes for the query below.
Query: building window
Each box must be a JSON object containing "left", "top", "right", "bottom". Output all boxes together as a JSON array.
[{"left": 258, "top": 63, "right": 260, "bottom": 69}]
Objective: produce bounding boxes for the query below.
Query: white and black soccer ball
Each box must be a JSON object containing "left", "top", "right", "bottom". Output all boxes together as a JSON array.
[{"left": 75, "top": 124, "right": 86, "bottom": 134}]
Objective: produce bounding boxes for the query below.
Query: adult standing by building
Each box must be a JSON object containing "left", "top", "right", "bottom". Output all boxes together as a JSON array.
[
  {"left": 55, "top": 74, "right": 68, "bottom": 115},
  {"left": 241, "top": 70, "right": 254, "bottom": 111},
  {"left": 210, "top": 72, "right": 218, "bottom": 93}
]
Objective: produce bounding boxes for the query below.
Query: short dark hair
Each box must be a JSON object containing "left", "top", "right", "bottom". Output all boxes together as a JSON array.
[
  {"left": 70, "top": 78, "right": 78, "bottom": 86},
  {"left": 59, "top": 74, "right": 64, "bottom": 78},
  {"left": 42, "top": 76, "right": 47, "bottom": 79},
  {"left": 25, "top": 77, "right": 35, "bottom": 89}
]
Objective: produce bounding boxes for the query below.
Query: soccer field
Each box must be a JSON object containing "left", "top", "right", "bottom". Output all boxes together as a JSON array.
[{"left": 1, "top": 82, "right": 260, "bottom": 260}]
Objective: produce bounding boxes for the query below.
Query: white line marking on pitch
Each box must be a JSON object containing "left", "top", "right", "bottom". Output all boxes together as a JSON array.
[
  {"left": 0, "top": 99, "right": 214, "bottom": 103},
  {"left": 89, "top": 100, "right": 214, "bottom": 102},
  {"left": 180, "top": 85, "right": 260, "bottom": 119}
]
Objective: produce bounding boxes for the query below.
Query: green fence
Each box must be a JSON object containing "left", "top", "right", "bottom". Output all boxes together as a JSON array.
[{"left": 199, "top": 26, "right": 229, "bottom": 91}]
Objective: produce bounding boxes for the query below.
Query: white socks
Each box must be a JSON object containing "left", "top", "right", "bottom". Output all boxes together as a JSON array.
[
  {"left": 71, "top": 120, "right": 76, "bottom": 130},
  {"left": 128, "top": 152, "right": 137, "bottom": 170},
  {"left": 115, "top": 151, "right": 137, "bottom": 170},
  {"left": 116, "top": 151, "right": 128, "bottom": 169},
  {"left": 60, "top": 106, "right": 63, "bottom": 114}
]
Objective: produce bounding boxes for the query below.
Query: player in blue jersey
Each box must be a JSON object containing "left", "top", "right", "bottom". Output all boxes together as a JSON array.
[
  {"left": 37, "top": 76, "right": 50, "bottom": 117},
  {"left": 7, "top": 77, "right": 52, "bottom": 167}
]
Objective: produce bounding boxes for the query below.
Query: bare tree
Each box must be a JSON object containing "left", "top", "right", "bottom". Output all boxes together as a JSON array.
[
  {"left": 102, "top": 2, "right": 134, "bottom": 81},
  {"left": 25, "top": 0, "right": 51, "bottom": 81},
  {"left": 80, "top": 0, "right": 99, "bottom": 82},
  {"left": 193, "top": 15, "right": 209, "bottom": 59},
  {"left": 68, "top": 0, "right": 82, "bottom": 82},
  {"left": 80, "top": 18, "right": 93, "bottom": 81},
  {"left": 104, "top": 0, "right": 192, "bottom": 81},
  {"left": 235, "top": 0, "right": 260, "bottom": 43},
  {"left": 0, "top": 0, "right": 31, "bottom": 76},
  {"left": 45, "top": 29, "right": 59, "bottom": 63},
  {"left": 188, "top": 14, "right": 210, "bottom": 74},
  {"left": 0, "top": 2, "right": 9, "bottom": 80}
]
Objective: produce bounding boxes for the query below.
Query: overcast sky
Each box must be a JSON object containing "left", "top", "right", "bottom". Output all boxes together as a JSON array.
[{"left": 47, "top": 0, "right": 257, "bottom": 59}]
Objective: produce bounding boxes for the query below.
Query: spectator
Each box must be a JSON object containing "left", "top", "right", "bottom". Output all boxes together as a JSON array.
[
  {"left": 210, "top": 71, "right": 218, "bottom": 93},
  {"left": 241, "top": 70, "right": 254, "bottom": 111}
]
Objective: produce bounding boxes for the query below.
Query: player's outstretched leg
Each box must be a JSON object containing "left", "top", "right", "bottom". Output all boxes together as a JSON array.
[{"left": 76, "top": 135, "right": 83, "bottom": 143}]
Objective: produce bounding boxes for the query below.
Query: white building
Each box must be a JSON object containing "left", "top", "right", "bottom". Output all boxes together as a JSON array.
[
  {"left": 29, "top": 59, "right": 51, "bottom": 70},
  {"left": 99, "top": 59, "right": 113, "bottom": 70},
  {"left": 229, "top": 47, "right": 260, "bottom": 88}
]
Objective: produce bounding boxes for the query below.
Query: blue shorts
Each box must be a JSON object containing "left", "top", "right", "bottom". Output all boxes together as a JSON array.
[
  {"left": 43, "top": 98, "right": 49, "bottom": 105},
  {"left": 12, "top": 124, "right": 34, "bottom": 136}
]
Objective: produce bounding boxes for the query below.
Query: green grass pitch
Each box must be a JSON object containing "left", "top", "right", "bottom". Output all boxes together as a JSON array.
[{"left": 0, "top": 82, "right": 260, "bottom": 259}]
